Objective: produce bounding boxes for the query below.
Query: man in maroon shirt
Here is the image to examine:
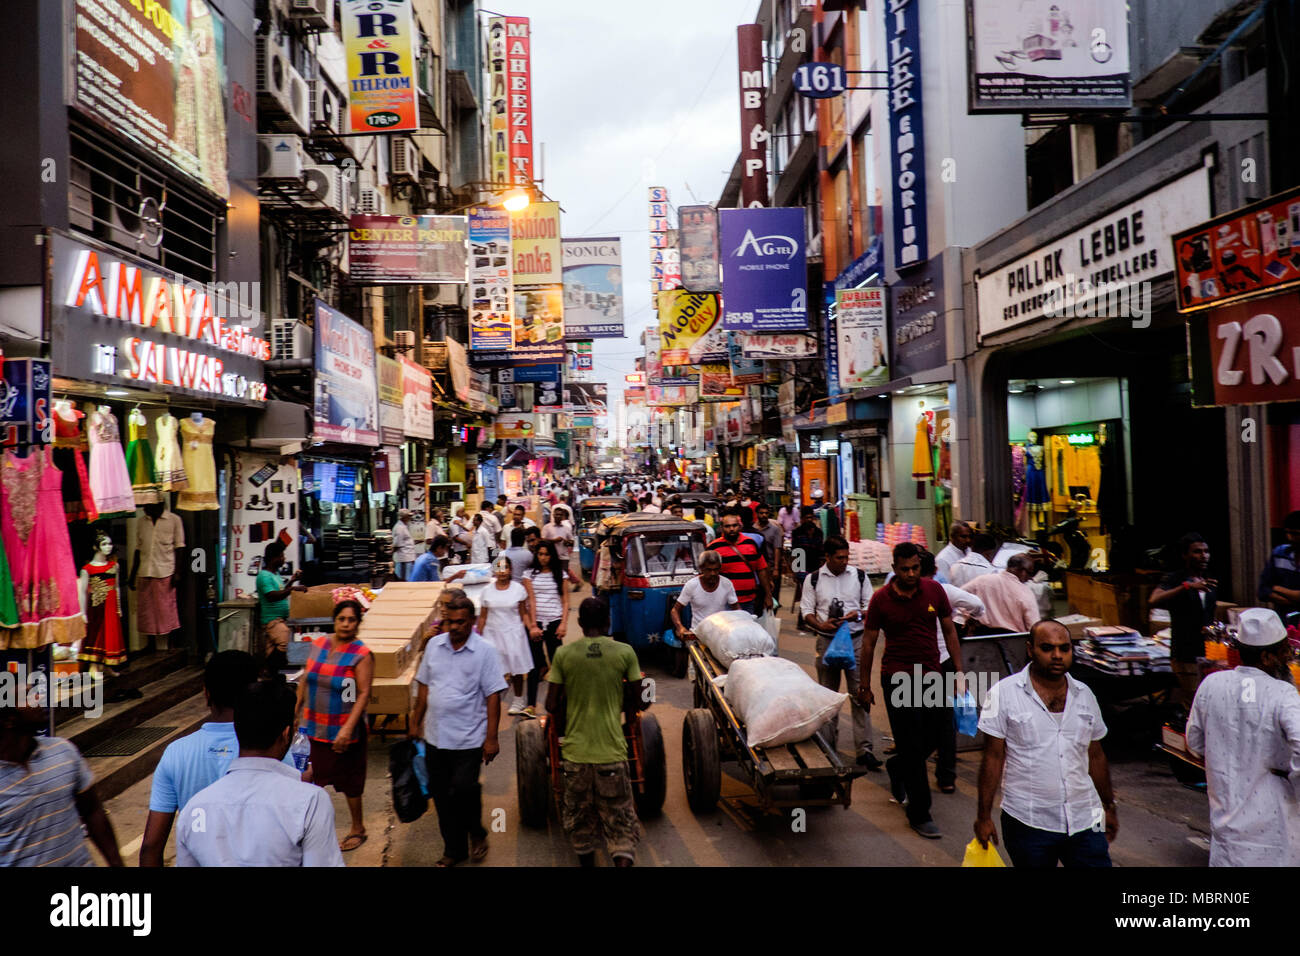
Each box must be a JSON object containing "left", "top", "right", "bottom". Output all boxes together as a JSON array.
[
  {"left": 706, "top": 511, "right": 771, "bottom": 616},
  {"left": 858, "top": 542, "right": 963, "bottom": 839}
]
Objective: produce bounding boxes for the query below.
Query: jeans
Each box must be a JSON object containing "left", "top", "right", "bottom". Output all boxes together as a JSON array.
[
  {"left": 936, "top": 659, "right": 957, "bottom": 788},
  {"left": 1000, "top": 811, "right": 1112, "bottom": 868},
  {"left": 425, "top": 746, "right": 487, "bottom": 861},
  {"left": 395, "top": 561, "right": 413, "bottom": 581},
  {"left": 814, "top": 631, "right": 873, "bottom": 757},
  {"left": 527, "top": 619, "right": 563, "bottom": 706},
  {"left": 883, "top": 684, "right": 947, "bottom": 826}
]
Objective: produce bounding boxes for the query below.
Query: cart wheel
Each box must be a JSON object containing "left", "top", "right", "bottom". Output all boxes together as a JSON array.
[
  {"left": 516, "top": 719, "right": 550, "bottom": 828},
  {"left": 633, "top": 713, "right": 667, "bottom": 819},
  {"left": 682, "top": 708, "right": 721, "bottom": 813},
  {"left": 669, "top": 643, "right": 689, "bottom": 679}
]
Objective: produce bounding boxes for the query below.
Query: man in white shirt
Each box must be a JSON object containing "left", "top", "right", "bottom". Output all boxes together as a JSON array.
[
  {"left": 640, "top": 494, "right": 661, "bottom": 514},
  {"left": 964, "top": 554, "right": 1040, "bottom": 634},
  {"left": 671, "top": 551, "right": 739, "bottom": 639},
  {"left": 934, "top": 521, "right": 971, "bottom": 581},
  {"left": 974, "top": 619, "right": 1116, "bottom": 867},
  {"left": 178, "top": 680, "right": 344, "bottom": 867},
  {"left": 1186, "top": 608, "right": 1300, "bottom": 866},
  {"left": 479, "top": 502, "right": 503, "bottom": 541},
  {"left": 501, "top": 505, "right": 538, "bottom": 548},
  {"left": 801, "top": 536, "right": 879, "bottom": 770},
  {"left": 949, "top": 532, "right": 998, "bottom": 589}
]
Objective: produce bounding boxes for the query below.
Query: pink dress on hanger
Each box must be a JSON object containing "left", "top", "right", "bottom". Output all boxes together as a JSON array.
[
  {"left": 0, "top": 447, "right": 86, "bottom": 648},
  {"left": 87, "top": 408, "right": 137, "bottom": 518}
]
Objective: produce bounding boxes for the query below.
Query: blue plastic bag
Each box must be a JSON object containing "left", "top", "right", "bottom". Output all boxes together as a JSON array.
[
  {"left": 412, "top": 740, "right": 430, "bottom": 797},
  {"left": 823, "top": 622, "right": 857, "bottom": 670},
  {"left": 953, "top": 689, "right": 979, "bottom": 737}
]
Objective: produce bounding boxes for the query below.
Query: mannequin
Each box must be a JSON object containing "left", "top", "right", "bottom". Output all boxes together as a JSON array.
[
  {"left": 1023, "top": 428, "right": 1050, "bottom": 530},
  {"left": 79, "top": 531, "right": 125, "bottom": 676},
  {"left": 129, "top": 501, "right": 186, "bottom": 652}
]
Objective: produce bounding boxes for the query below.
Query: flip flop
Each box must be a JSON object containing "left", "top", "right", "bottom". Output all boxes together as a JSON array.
[
  {"left": 434, "top": 856, "right": 460, "bottom": 867},
  {"left": 340, "top": 833, "right": 368, "bottom": 852},
  {"left": 470, "top": 839, "right": 489, "bottom": 862}
]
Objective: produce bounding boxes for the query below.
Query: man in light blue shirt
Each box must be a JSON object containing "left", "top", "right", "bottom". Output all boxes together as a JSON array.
[
  {"left": 409, "top": 591, "right": 506, "bottom": 867},
  {"left": 178, "top": 680, "right": 343, "bottom": 867},
  {"left": 141, "top": 651, "right": 297, "bottom": 866}
]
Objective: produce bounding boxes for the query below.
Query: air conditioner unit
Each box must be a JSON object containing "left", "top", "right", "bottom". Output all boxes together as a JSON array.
[
  {"left": 301, "top": 162, "right": 345, "bottom": 214},
  {"left": 309, "top": 75, "right": 343, "bottom": 135},
  {"left": 68, "top": 162, "right": 162, "bottom": 262},
  {"left": 271, "top": 319, "right": 313, "bottom": 360},
  {"left": 357, "top": 186, "right": 387, "bottom": 216},
  {"left": 257, "top": 134, "right": 304, "bottom": 180},
  {"left": 393, "top": 330, "right": 416, "bottom": 350},
  {"left": 390, "top": 137, "right": 420, "bottom": 181},
  {"left": 256, "top": 37, "right": 309, "bottom": 135},
  {"left": 289, "top": 0, "right": 331, "bottom": 29}
]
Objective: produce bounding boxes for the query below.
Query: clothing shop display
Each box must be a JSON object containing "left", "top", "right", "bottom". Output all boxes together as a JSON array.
[
  {"left": 125, "top": 409, "right": 162, "bottom": 505},
  {"left": 177, "top": 416, "right": 218, "bottom": 511},
  {"left": 0, "top": 447, "right": 87, "bottom": 648},
  {"left": 78, "top": 558, "right": 125, "bottom": 667},
  {"left": 1046, "top": 434, "right": 1101, "bottom": 505},
  {"left": 87, "top": 407, "right": 137, "bottom": 518},
  {"left": 153, "top": 413, "right": 189, "bottom": 492},
  {"left": 1096, "top": 427, "right": 1124, "bottom": 534},
  {"left": 1023, "top": 441, "right": 1049, "bottom": 505},
  {"left": 51, "top": 403, "right": 97, "bottom": 524}
]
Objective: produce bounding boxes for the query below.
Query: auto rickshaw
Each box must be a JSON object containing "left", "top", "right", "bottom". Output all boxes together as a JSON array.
[
  {"left": 576, "top": 495, "right": 632, "bottom": 580},
  {"left": 590, "top": 513, "right": 709, "bottom": 678},
  {"left": 674, "top": 493, "right": 721, "bottom": 534}
]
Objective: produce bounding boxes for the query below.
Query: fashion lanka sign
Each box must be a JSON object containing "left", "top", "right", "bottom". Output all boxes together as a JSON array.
[
  {"left": 719, "top": 208, "right": 809, "bottom": 331},
  {"left": 313, "top": 300, "right": 379, "bottom": 446},
  {"left": 341, "top": 0, "right": 419, "bottom": 132},
  {"left": 512, "top": 201, "right": 563, "bottom": 285}
]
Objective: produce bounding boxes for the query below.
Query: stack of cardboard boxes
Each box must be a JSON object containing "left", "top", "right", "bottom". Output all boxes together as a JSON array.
[{"left": 360, "top": 583, "right": 445, "bottom": 723}]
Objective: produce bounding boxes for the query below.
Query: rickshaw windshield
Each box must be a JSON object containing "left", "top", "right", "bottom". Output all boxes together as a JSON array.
[
  {"left": 626, "top": 534, "right": 702, "bottom": 577},
  {"left": 583, "top": 508, "right": 624, "bottom": 526}
]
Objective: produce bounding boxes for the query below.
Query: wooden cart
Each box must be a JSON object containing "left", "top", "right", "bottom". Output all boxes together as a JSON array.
[{"left": 681, "top": 642, "right": 867, "bottom": 814}]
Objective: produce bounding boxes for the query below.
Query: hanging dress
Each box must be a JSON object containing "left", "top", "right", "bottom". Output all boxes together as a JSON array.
[
  {"left": 1024, "top": 444, "right": 1050, "bottom": 505},
  {"left": 177, "top": 416, "right": 218, "bottom": 511},
  {"left": 51, "top": 405, "right": 97, "bottom": 524},
  {"left": 87, "top": 409, "right": 137, "bottom": 518},
  {"left": 911, "top": 414, "right": 933, "bottom": 500},
  {"left": 153, "top": 413, "right": 189, "bottom": 492},
  {"left": 0, "top": 447, "right": 86, "bottom": 648},
  {"left": 125, "top": 409, "right": 162, "bottom": 505},
  {"left": 77, "top": 558, "right": 125, "bottom": 667}
]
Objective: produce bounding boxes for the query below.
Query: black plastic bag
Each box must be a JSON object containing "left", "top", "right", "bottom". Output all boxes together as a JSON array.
[{"left": 389, "top": 739, "right": 428, "bottom": 823}]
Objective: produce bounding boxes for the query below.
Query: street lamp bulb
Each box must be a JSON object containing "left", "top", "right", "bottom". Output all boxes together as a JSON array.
[{"left": 502, "top": 189, "right": 530, "bottom": 212}]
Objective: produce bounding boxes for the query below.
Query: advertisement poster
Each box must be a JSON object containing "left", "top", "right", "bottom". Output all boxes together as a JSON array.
[
  {"left": 968, "top": 0, "right": 1131, "bottom": 112},
  {"left": 659, "top": 290, "right": 727, "bottom": 365},
  {"left": 342, "top": 0, "right": 419, "bottom": 132},
  {"left": 72, "top": 0, "right": 229, "bottom": 197},
  {"left": 719, "top": 208, "right": 809, "bottom": 331},
  {"left": 727, "top": 333, "right": 765, "bottom": 385},
  {"left": 377, "top": 355, "right": 405, "bottom": 445},
  {"left": 892, "top": 255, "right": 947, "bottom": 378},
  {"left": 348, "top": 215, "right": 468, "bottom": 284},
  {"left": 501, "top": 364, "right": 563, "bottom": 412},
  {"left": 487, "top": 17, "right": 533, "bottom": 185},
  {"left": 313, "top": 300, "right": 379, "bottom": 446},
  {"left": 736, "top": 332, "right": 820, "bottom": 359},
  {"left": 512, "top": 201, "right": 562, "bottom": 285},
  {"left": 571, "top": 340, "right": 594, "bottom": 374},
  {"left": 836, "top": 287, "right": 889, "bottom": 389},
  {"left": 562, "top": 238, "right": 624, "bottom": 338},
  {"left": 679, "top": 205, "right": 721, "bottom": 292},
  {"left": 1189, "top": 291, "right": 1300, "bottom": 408},
  {"left": 700, "top": 365, "right": 744, "bottom": 402},
  {"left": 648, "top": 385, "right": 696, "bottom": 407},
  {"left": 400, "top": 356, "right": 433, "bottom": 439},
  {"left": 495, "top": 415, "right": 535, "bottom": 440},
  {"left": 469, "top": 207, "right": 514, "bottom": 350},
  {"left": 230, "top": 453, "right": 299, "bottom": 600},
  {"left": 565, "top": 382, "right": 608, "bottom": 415},
  {"left": 512, "top": 284, "right": 565, "bottom": 361}
]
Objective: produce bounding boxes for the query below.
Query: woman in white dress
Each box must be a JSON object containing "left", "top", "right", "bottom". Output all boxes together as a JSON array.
[{"left": 477, "top": 556, "right": 538, "bottom": 714}]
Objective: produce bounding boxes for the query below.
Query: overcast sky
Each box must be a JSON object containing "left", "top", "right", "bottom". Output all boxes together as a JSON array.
[{"left": 506, "top": 0, "right": 760, "bottom": 416}]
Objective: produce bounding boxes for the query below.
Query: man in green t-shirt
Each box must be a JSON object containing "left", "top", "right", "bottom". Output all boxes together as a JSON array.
[
  {"left": 545, "top": 597, "right": 647, "bottom": 867},
  {"left": 256, "top": 542, "right": 305, "bottom": 667}
]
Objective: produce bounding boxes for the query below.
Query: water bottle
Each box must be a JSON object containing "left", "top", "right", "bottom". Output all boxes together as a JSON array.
[{"left": 290, "top": 728, "right": 311, "bottom": 772}]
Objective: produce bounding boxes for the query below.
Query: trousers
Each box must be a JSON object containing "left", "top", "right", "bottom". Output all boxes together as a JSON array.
[
  {"left": 814, "top": 631, "right": 873, "bottom": 757},
  {"left": 527, "top": 619, "right": 564, "bottom": 706},
  {"left": 425, "top": 746, "right": 486, "bottom": 861},
  {"left": 559, "top": 760, "right": 641, "bottom": 861},
  {"left": 936, "top": 658, "right": 957, "bottom": 788},
  {"left": 1001, "top": 810, "right": 1112, "bottom": 868},
  {"left": 883, "top": 685, "right": 947, "bottom": 826}
]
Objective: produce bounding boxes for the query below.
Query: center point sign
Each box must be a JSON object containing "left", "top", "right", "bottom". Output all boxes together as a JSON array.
[{"left": 48, "top": 234, "right": 269, "bottom": 405}]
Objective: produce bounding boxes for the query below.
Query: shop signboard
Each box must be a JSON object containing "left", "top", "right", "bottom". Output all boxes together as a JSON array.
[
  {"left": 1188, "top": 291, "right": 1300, "bottom": 408},
  {"left": 648, "top": 385, "right": 695, "bottom": 407},
  {"left": 487, "top": 17, "right": 533, "bottom": 186},
  {"left": 736, "top": 332, "right": 819, "bottom": 359},
  {"left": 377, "top": 355, "right": 404, "bottom": 445},
  {"left": 494, "top": 415, "right": 535, "bottom": 440},
  {"left": 727, "top": 333, "right": 765, "bottom": 386},
  {"left": 562, "top": 238, "right": 624, "bottom": 338},
  {"left": 976, "top": 165, "right": 1212, "bottom": 341},
  {"left": 71, "top": 0, "right": 229, "bottom": 197},
  {"left": 342, "top": 0, "right": 420, "bottom": 133},
  {"left": 659, "top": 290, "right": 726, "bottom": 364},
  {"left": 446, "top": 338, "right": 471, "bottom": 404},
  {"left": 887, "top": 0, "right": 927, "bottom": 269},
  {"left": 573, "top": 416, "right": 595, "bottom": 428},
  {"left": 0, "top": 359, "right": 52, "bottom": 447},
  {"left": 700, "top": 364, "right": 744, "bottom": 402},
  {"left": 836, "top": 287, "right": 889, "bottom": 390},
  {"left": 348, "top": 215, "right": 469, "bottom": 284},
  {"left": 467, "top": 368, "right": 492, "bottom": 412},
  {"left": 834, "top": 235, "right": 884, "bottom": 292},
  {"left": 565, "top": 382, "right": 608, "bottom": 416},
  {"left": 469, "top": 207, "right": 514, "bottom": 350},
  {"left": 512, "top": 201, "right": 562, "bottom": 285},
  {"left": 501, "top": 364, "right": 561, "bottom": 412},
  {"left": 719, "top": 208, "right": 809, "bottom": 331},
  {"left": 625, "top": 372, "right": 645, "bottom": 386},
  {"left": 312, "top": 300, "right": 379, "bottom": 446},
  {"left": 892, "top": 254, "right": 947, "bottom": 377},
  {"left": 48, "top": 233, "right": 270, "bottom": 407},
  {"left": 572, "top": 340, "right": 594, "bottom": 375},
  {"left": 399, "top": 356, "right": 433, "bottom": 440},
  {"left": 967, "top": 0, "right": 1131, "bottom": 113},
  {"left": 824, "top": 284, "right": 841, "bottom": 399},
  {"left": 230, "top": 452, "right": 299, "bottom": 599},
  {"left": 736, "top": 24, "right": 769, "bottom": 207},
  {"left": 679, "top": 205, "right": 721, "bottom": 292},
  {"left": 1172, "top": 184, "right": 1300, "bottom": 314}
]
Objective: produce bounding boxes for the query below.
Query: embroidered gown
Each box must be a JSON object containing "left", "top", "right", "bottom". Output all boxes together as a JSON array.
[
  {"left": 125, "top": 409, "right": 162, "bottom": 505},
  {"left": 153, "top": 413, "right": 189, "bottom": 492},
  {"left": 78, "top": 558, "right": 125, "bottom": 667},
  {"left": 51, "top": 406, "right": 97, "bottom": 524},
  {"left": 88, "top": 409, "right": 137, "bottom": 518},
  {"left": 177, "top": 417, "right": 218, "bottom": 511}
]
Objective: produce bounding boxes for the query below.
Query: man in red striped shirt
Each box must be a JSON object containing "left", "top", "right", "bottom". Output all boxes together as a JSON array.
[{"left": 706, "top": 511, "right": 771, "bottom": 616}]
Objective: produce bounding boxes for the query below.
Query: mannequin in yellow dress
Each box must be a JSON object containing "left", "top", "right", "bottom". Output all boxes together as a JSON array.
[{"left": 177, "top": 413, "right": 218, "bottom": 511}]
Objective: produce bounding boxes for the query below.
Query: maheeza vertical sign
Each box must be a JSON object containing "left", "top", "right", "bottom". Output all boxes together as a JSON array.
[
  {"left": 737, "top": 24, "right": 769, "bottom": 208},
  {"left": 888, "top": 0, "right": 926, "bottom": 270},
  {"left": 490, "top": 16, "right": 533, "bottom": 186},
  {"left": 341, "top": 0, "right": 419, "bottom": 133}
]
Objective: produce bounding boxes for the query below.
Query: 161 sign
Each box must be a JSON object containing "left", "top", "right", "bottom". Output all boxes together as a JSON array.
[{"left": 793, "top": 62, "right": 846, "bottom": 98}]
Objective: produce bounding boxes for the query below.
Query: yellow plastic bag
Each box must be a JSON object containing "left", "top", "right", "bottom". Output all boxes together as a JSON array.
[{"left": 961, "top": 838, "right": 1006, "bottom": 867}]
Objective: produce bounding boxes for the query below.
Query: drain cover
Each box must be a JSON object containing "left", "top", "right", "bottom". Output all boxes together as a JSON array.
[{"left": 81, "top": 726, "right": 177, "bottom": 758}]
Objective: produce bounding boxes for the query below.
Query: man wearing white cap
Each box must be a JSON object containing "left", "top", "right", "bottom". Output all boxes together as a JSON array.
[{"left": 1186, "top": 607, "right": 1300, "bottom": 866}]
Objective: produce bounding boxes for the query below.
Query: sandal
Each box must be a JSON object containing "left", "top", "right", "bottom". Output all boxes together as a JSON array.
[
  {"left": 434, "top": 856, "right": 461, "bottom": 867},
  {"left": 470, "top": 839, "right": 489, "bottom": 862},
  {"left": 340, "top": 833, "right": 368, "bottom": 852}
]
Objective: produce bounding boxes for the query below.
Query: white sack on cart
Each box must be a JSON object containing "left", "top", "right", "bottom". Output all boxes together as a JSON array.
[
  {"left": 723, "top": 656, "right": 847, "bottom": 748},
  {"left": 694, "top": 610, "right": 776, "bottom": 669}
]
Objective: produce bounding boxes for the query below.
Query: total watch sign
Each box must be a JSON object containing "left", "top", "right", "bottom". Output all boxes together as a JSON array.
[{"left": 48, "top": 233, "right": 270, "bottom": 406}]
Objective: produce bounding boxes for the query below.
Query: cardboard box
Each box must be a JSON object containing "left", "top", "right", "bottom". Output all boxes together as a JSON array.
[
  {"left": 1055, "top": 614, "right": 1103, "bottom": 641},
  {"left": 368, "top": 661, "right": 417, "bottom": 715},
  {"left": 289, "top": 584, "right": 347, "bottom": 620},
  {"left": 363, "top": 639, "right": 410, "bottom": 679}
]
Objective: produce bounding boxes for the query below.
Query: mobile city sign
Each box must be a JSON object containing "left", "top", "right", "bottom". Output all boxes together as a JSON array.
[
  {"left": 719, "top": 207, "right": 809, "bottom": 332},
  {"left": 341, "top": 0, "right": 420, "bottom": 132},
  {"left": 48, "top": 234, "right": 269, "bottom": 406}
]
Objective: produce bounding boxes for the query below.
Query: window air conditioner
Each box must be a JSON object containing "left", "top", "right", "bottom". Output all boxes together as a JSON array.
[
  {"left": 256, "top": 37, "right": 309, "bottom": 135},
  {"left": 390, "top": 137, "right": 420, "bottom": 181},
  {"left": 257, "top": 134, "right": 304, "bottom": 180},
  {"left": 301, "top": 162, "right": 345, "bottom": 214},
  {"left": 393, "top": 330, "right": 417, "bottom": 350},
  {"left": 309, "top": 76, "right": 343, "bottom": 135},
  {"left": 289, "top": 0, "right": 332, "bottom": 29},
  {"left": 357, "top": 186, "right": 387, "bottom": 216},
  {"left": 271, "top": 319, "right": 313, "bottom": 360}
]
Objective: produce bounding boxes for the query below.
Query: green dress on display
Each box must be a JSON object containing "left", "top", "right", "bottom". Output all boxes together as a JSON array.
[{"left": 125, "top": 409, "right": 162, "bottom": 505}]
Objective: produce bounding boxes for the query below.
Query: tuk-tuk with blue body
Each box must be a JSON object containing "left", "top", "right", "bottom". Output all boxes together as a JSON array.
[
  {"left": 591, "top": 513, "right": 708, "bottom": 678},
  {"left": 576, "top": 495, "right": 632, "bottom": 580}
]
